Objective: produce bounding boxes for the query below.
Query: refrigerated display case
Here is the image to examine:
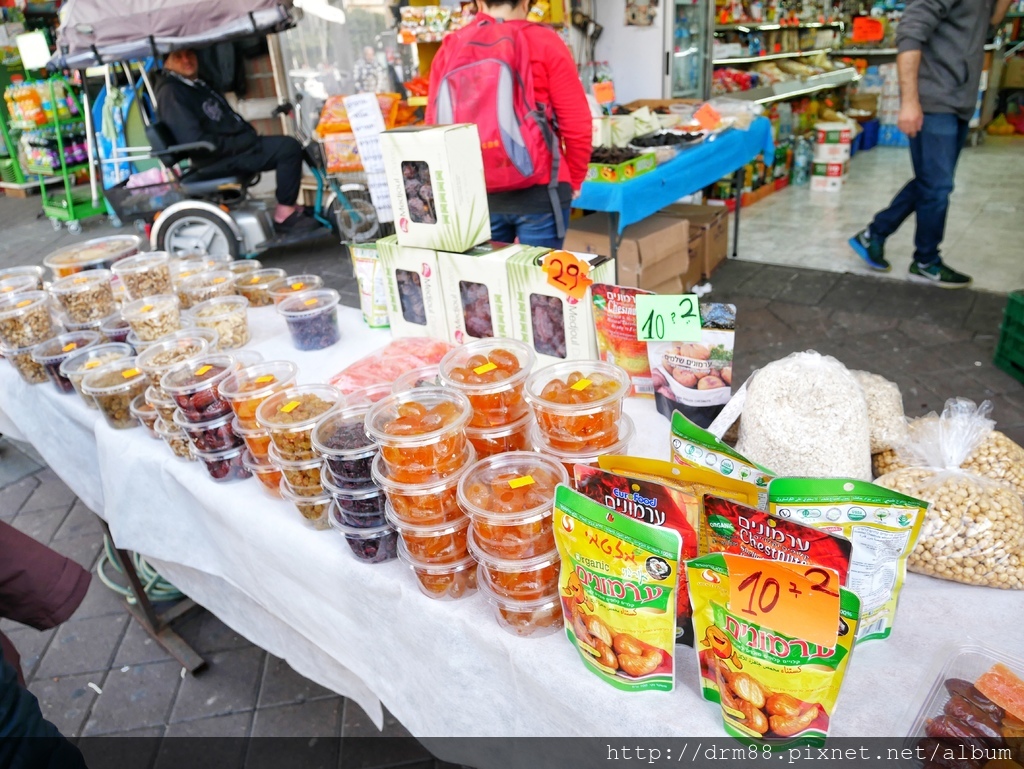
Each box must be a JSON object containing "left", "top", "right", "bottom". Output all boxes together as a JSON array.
[{"left": 664, "top": 0, "right": 714, "bottom": 100}]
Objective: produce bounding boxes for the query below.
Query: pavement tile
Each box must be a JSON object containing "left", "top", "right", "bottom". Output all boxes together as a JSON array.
[
  {"left": 971, "top": 364, "right": 1024, "bottom": 396},
  {"left": 176, "top": 610, "right": 254, "bottom": 655},
  {"left": 773, "top": 270, "right": 840, "bottom": 306},
  {"left": 0, "top": 475, "right": 37, "bottom": 519},
  {"left": 728, "top": 265, "right": 795, "bottom": 299},
  {"left": 817, "top": 274, "right": 881, "bottom": 314},
  {"left": 964, "top": 297, "right": 1008, "bottom": 334},
  {"left": 767, "top": 302, "right": 833, "bottom": 332},
  {"left": 113, "top": 617, "right": 176, "bottom": 667},
  {"left": 5, "top": 625, "right": 56, "bottom": 681},
  {"left": 250, "top": 697, "right": 343, "bottom": 738},
  {"left": 20, "top": 467, "right": 77, "bottom": 513},
  {"left": 11, "top": 506, "right": 70, "bottom": 544},
  {"left": 35, "top": 613, "right": 129, "bottom": 679},
  {"left": 72, "top": 574, "right": 129, "bottom": 621},
  {"left": 28, "top": 672, "right": 100, "bottom": 737},
  {"left": 899, "top": 318, "right": 975, "bottom": 345},
  {"left": 828, "top": 310, "right": 902, "bottom": 337},
  {"left": 0, "top": 440, "right": 43, "bottom": 491},
  {"left": 258, "top": 655, "right": 335, "bottom": 708},
  {"left": 82, "top": 660, "right": 183, "bottom": 735},
  {"left": 242, "top": 739, "right": 339, "bottom": 769},
  {"left": 988, "top": 393, "right": 1024, "bottom": 427},
  {"left": 342, "top": 702, "right": 413, "bottom": 739},
  {"left": 170, "top": 646, "right": 264, "bottom": 723},
  {"left": 49, "top": 534, "right": 104, "bottom": 571},
  {"left": 53, "top": 500, "right": 103, "bottom": 541},
  {"left": 164, "top": 711, "right": 252, "bottom": 737}
]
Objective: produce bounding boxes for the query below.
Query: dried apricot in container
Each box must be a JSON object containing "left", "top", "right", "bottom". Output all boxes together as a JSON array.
[
  {"left": 371, "top": 448, "right": 473, "bottom": 526},
  {"left": 232, "top": 416, "right": 271, "bottom": 461},
  {"left": 220, "top": 360, "right": 298, "bottom": 430},
  {"left": 257, "top": 385, "right": 343, "bottom": 460},
  {"left": 457, "top": 451, "right": 568, "bottom": 560},
  {"left": 469, "top": 530, "right": 560, "bottom": 601},
  {"left": 525, "top": 361, "right": 630, "bottom": 452},
  {"left": 385, "top": 504, "right": 471, "bottom": 565},
  {"left": 364, "top": 387, "right": 472, "bottom": 484},
  {"left": 241, "top": 449, "right": 282, "bottom": 497},
  {"left": 532, "top": 414, "right": 635, "bottom": 477},
  {"left": 398, "top": 539, "right": 478, "bottom": 601},
  {"left": 439, "top": 338, "right": 535, "bottom": 428},
  {"left": 477, "top": 570, "right": 563, "bottom": 638},
  {"left": 465, "top": 411, "right": 534, "bottom": 458}
]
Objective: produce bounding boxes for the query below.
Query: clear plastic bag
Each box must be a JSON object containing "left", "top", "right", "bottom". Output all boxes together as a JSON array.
[{"left": 852, "top": 370, "right": 909, "bottom": 454}]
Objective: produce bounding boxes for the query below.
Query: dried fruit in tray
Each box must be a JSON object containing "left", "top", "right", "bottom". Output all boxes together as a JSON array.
[
  {"left": 327, "top": 338, "right": 453, "bottom": 394},
  {"left": 220, "top": 361, "right": 298, "bottom": 430},
  {"left": 525, "top": 362, "right": 629, "bottom": 453},
  {"left": 257, "top": 386, "right": 343, "bottom": 460}
]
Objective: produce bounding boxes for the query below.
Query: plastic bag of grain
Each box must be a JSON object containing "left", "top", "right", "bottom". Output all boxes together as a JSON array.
[
  {"left": 874, "top": 399, "right": 1024, "bottom": 589},
  {"left": 852, "top": 370, "right": 909, "bottom": 454},
  {"left": 735, "top": 351, "right": 872, "bottom": 480}
]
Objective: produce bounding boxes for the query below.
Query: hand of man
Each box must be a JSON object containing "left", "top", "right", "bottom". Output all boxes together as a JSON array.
[
  {"left": 572, "top": 188, "right": 582, "bottom": 200},
  {"left": 898, "top": 100, "right": 924, "bottom": 138}
]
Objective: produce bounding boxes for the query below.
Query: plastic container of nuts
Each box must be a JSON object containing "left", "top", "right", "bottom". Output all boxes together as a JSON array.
[
  {"left": 179, "top": 270, "right": 236, "bottom": 308},
  {"left": 476, "top": 570, "right": 563, "bottom": 638},
  {"left": 145, "top": 385, "right": 177, "bottom": 423},
  {"left": 154, "top": 417, "right": 193, "bottom": 460},
  {"left": 524, "top": 361, "right": 631, "bottom": 453},
  {"left": 267, "top": 443, "right": 323, "bottom": 494},
  {"left": 329, "top": 513, "right": 398, "bottom": 564},
  {"left": 279, "top": 481, "right": 332, "bottom": 530},
  {"left": 190, "top": 296, "right": 249, "bottom": 350},
  {"left": 397, "top": 539, "right": 478, "bottom": 601},
  {"left": 227, "top": 259, "right": 262, "bottom": 276},
  {"left": 256, "top": 384, "right": 343, "bottom": 460},
  {"left": 241, "top": 448, "right": 282, "bottom": 497},
  {"left": 371, "top": 448, "right": 473, "bottom": 527},
  {"left": 130, "top": 394, "right": 161, "bottom": 439},
  {"left": 99, "top": 313, "right": 132, "bottom": 345},
  {"left": 1, "top": 340, "right": 50, "bottom": 384},
  {"left": 161, "top": 354, "right": 237, "bottom": 423},
  {"left": 111, "top": 251, "right": 172, "bottom": 301},
  {"left": 232, "top": 415, "right": 271, "bottom": 461},
  {"left": 267, "top": 274, "right": 323, "bottom": 305},
  {"left": 277, "top": 289, "right": 341, "bottom": 352},
  {"left": 232, "top": 268, "right": 285, "bottom": 307},
  {"left": 220, "top": 360, "right": 298, "bottom": 430},
  {"left": 31, "top": 331, "right": 102, "bottom": 394},
  {"left": 0, "top": 274, "right": 43, "bottom": 297},
  {"left": 43, "top": 235, "right": 141, "bottom": 279},
  {"left": 49, "top": 270, "right": 116, "bottom": 324},
  {"left": 173, "top": 408, "right": 242, "bottom": 453},
  {"left": 439, "top": 339, "right": 535, "bottom": 428},
  {"left": 82, "top": 359, "right": 149, "bottom": 429},
  {"left": 160, "top": 326, "right": 219, "bottom": 352},
  {"left": 0, "top": 265, "right": 45, "bottom": 290},
  {"left": 0, "top": 290, "right": 56, "bottom": 349},
  {"left": 61, "top": 343, "right": 134, "bottom": 407},
  {"left": 364, "top": 387, "right": 473, "bottom": 484},
  {"left": 121, "top": 295, "right": 181, "bottom": 342},
  {"left": 311, "top": 407, "right": 378, "bottom": 484},
  {"left": 193, "top": 444, "right": 251, "bottom": 483},
  {"left": 136, "top": 335, "right": 210, "bottom": 398}
]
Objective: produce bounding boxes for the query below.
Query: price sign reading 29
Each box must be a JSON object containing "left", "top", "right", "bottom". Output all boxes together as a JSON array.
[{"left": 635, "top": 294, "right": 702, "bottom": 343}]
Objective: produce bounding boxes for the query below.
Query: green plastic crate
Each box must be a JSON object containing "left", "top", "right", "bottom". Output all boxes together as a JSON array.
[
  {"left": 994, "top": 291, "right": 1024, "bottom": 384},
  {"left": 0, "top": 158, "right": 17, "bottom": 184}
]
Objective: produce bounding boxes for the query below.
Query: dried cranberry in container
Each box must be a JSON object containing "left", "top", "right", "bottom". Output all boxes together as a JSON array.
[
  {"left": 277, "top": 289, "right": 341, "bottom": 352},
  {"left": 322, "top": 469, "right": 387, "bottom": 528},
  {"left": 328, "top": 509, "right": 398, "bottom": 564},
  {"left": 311, "top": 407, "right": 378, "bottom": 483},
  {"left": 193, "top": 444, "right": 251, "bottom": 483}
]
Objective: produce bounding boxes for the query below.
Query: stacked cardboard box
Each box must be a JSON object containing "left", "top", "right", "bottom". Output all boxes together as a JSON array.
[{"left": 810, "top": 121, "right": 851, "bottom": 192}]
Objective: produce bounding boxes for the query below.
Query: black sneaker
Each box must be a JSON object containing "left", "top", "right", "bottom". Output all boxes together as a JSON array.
[
  {"left": 848, "top": 228, "right": 891, "bottom": 272},
  {"left": 274, "top": 210, "right": 319, "bottom": 233},
  {"left": 908, "top": 259, "right": 972, "bottom": 289}
]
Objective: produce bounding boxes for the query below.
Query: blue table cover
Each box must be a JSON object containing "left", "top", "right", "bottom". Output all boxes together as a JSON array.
[{"left": 573, "top": 116, "right": 776, "bottom": 233}]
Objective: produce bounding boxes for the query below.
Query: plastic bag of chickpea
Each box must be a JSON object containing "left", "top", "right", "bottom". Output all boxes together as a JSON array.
[{"left": 874, "top": 399, "right": 1024, "bottom": 590}]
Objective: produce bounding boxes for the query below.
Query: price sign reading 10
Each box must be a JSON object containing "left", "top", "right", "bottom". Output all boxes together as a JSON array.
[{"left": 635, "top": 294, "right": 703, "bottom": 343}]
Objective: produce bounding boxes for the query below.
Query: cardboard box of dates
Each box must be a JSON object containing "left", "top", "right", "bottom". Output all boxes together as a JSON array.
[{"left": 376, "top": 236, "right": 448, "bottom": 340}]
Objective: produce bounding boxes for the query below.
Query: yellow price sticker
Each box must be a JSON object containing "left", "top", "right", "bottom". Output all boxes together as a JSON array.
[
  {"left": 0, "top": 286, "right": 12, "bottom": 293},
  {"left": 280, "top": 400, "right": 300, "bottom": 413},
  {"left": 291, "top": 282, "right": 304, "bottom": 291},
  {"left": 303, "top": 298, "right": 318, "bottom": 306},
  {"left": 122, "top": 368, "right": 140, "bottom": 378},
  {"left": 140, "top": 304, "right": 153, "bottom": 312},
  {"left": 62, "top": 342, "right": 78, "bottom": 352},
  {"left": 84, "top": 360, "right": 101, "bottom": 369},
  {"left": 473, "top": 362, "right": 497, "bottom": 375},
  {"left": 196, "top": 365, "right": 212, "bottom": 376},
  {"left": 249, "top": 276, "right": 261, "bottom": 284},
  {"left": 255, "top": 375, "right": 276, "bottom": 384},
  {"left": 213, "top": 277, "right": 226, "bottom": 284},
  {"left": 73, "top": 276, "right": 89, "bottom": 284},
  {"left": 15, "top": 299, "right": 32, "bottom": 308},
  {"left": 570, "top": 378, "right": 591, "bottom": 392},
  {"left": 508, "top": 475, "right": 535, "bottom": 489}
]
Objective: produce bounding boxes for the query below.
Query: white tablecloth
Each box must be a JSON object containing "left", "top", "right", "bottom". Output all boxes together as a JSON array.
[{"left": 2, "top": 304, "right": 1022, "bottom": 752}]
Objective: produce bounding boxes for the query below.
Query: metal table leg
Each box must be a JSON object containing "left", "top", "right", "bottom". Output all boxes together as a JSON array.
[
  {"left": 98, "top": 519, "right": 206, "bottom": 674},
  {"left": 732, "top": 168, "right": 743, "bottom": 259}
]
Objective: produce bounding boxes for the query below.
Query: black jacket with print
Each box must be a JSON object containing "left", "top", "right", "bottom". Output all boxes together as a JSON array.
[{"left": 155, "top": 71, "right": 260, "bottom": 158}]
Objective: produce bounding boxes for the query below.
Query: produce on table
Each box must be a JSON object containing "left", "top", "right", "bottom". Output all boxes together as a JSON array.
[
  {"left": 439, "top": 339, "right": 534, "bottom": 428},
  {"left": 525, "top": 361, "right": 630, "bottom": 453},
  {"left": 111, "top": 252, "right": 172, "bottom": 301},
  {"left": 49, "top": 270, "right": 116, "bottom": 323}
]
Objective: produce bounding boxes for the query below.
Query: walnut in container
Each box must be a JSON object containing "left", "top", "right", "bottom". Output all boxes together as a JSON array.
[
  {"left": 1, "top": 340, "right": 50, "bottom": 384},
  {"left": 0, "top": 265, "right": 45, "bottom": 291},
  {"left": 121, "top": 295, "right": 181, "bottom": 342},
  {"left": 0, "top": 291, "right": 56, "bottom": 348},
  {"left": 82, "top": 359, "right": 150, "bottom": 429},
  {"left": 190, "top": 296, "right": 249, "bottom": 350},
  {"left": 155, "top": 417, "right": 193, "bottom": 460},
  {"left": 49, "top": 270, "right": 116, "bottom": 324},
  {"left": 111, "top": 252, "right": 172, "bottom": 301},
  {"left": 232, "top": 268, "right": 285, "bottom": 307},
  {"left": 0, "top": 274, "right": 41, "bottom": 297},
  {"left": 255, "top": 385, "right": 343, "bottom": 460},
  {"left": 179, "top": 270, "right": 236, "bottom": 308},
  {"left": 31, "top": 331, "right": 102, "bottom": 394},
  {"left": 61, "top": 343, "right": 134, "bottom": 407},
  {"left": 135, "top": 335, "right": 210, "bottom": 398}
]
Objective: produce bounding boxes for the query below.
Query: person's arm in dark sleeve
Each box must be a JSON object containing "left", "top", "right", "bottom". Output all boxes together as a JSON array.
[
  {"left": 543, "top": 36, "right": 593, "bottom": 191},
  {"left": 896, "top": 0, "right": 957, "bottom": 53},
  {"left": 155, "top": 82, "right": 216, "bottom": 156}
]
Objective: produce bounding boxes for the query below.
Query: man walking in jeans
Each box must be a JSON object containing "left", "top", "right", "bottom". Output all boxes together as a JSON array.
[{"left": 849, "top": 0, "right": 1012, "bottom": 288}]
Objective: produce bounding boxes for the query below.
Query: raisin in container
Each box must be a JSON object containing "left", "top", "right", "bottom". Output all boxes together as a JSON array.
[
  {"left": 363, "top": 387, "right": 472, "bottom": 484},
  {"left": 457, "top": 451, "right": 568, "bottom": 560},
  {"left": 277, "top": 289, "right": 340, "bottom": 351},
  {"left": 220, "top": 360, "right": 298, "bottom": 430},
  {"left": 311, "top": 407, "right": 378, "bottom": 484},
  {"left": 256, "top": 384, "right": 343, "bottom": 460},
  {"left": 371, "top": 448, "right": 473, "bottom": 527},
  {"left": 385, "top": 503, "right": 471, "bottom": 565},
  {"left": 329, "top": 512, "right": 398, "bottom": 564},
  {"left": 477, "top": 573, "right": 563, "bottom": 638},
  {"left": 49, "top": 270, "right": 116, "bottom": 324},
  {"left": 111, "top": 251, "right": 172, "bottom": 301},
  {"left": 267, "top": 274, "right": 323, "bottom": 305},
  {"left": 267, "top": 443, "right": 323, "bottom": 493},
  {"left": 278, "top": 481, "right": 331, "bottom": 530},
  {"left": 322, "top": 470, "right": 387, "bottom": 528},
  {"left": 31, "top": 331, "right": 102, "bottom": 394},
  {"left": 160, "top": 354, "right": 236, "bottom": 423},
  {"left": 439, "top": 338, "right": 535, "bottom": 428},
  {"left": 232, "top": 416, "right": 271, "bottom": 461},
  {"left": 524, "top": 361, "right": 631, "bottom": 453},
  {"left": 465, "top": 411, "right": 534, "bottom": 458},
  {"left": 241, "top": 448, "right": 282, "bottom": 497},
  {"left": 61, "top": 343, "right": 134, "bottom": 407},
  {"left": 173, "top": 409, "right": 242, "bottom": 453},
  {"left": 193, "top": 444, "right": 251, "bottom": 483},
  {"left": 532, "top": 414, "right": 635, "bottom": 477},
  {"left": 398, "top": 539, "right": 478, "bottom": 601},
  {"left": 233, "top": 268, "right": 285, "bottom": 307},
  {"left": 82, "top": 359, "right": 150, "bottom": 430}
]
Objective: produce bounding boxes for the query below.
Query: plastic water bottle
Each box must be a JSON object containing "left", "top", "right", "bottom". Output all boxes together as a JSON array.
[
  {"left": 675, "top": 12, "right": 692, "bottom": 94},
  {"left": 792, "top": 136, "right": 812, "bottom": 185}
]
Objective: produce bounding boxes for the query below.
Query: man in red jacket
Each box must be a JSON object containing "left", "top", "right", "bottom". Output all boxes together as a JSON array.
[{"left": 428, "top": 0, "right": 592, "bottom": 249}]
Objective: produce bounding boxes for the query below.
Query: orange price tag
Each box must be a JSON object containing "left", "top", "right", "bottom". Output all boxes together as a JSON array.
[
  {"left": 213, "top": 277, "right": 226, "bottom": 284},
  {"left": 62, "top": 342, "right": 77, "bottom": 352},
  {"left": 694, "top": 103, "right": 722, "bottom": 131},
  {"left": 508, "top": 475, "right": 535, "bottom": 489},
  {"left": 84, "top": 360, "right": 101, "bottom": 369},
  {"left": 541, "top": 251, "right": 592, "bottom": 301},
  {"left": 196, "top": 365, "right": 212, "bottom": 376},
  {"left": 280, "top": 400, "right": 301, "bottom": 413},
  {"left": 0, "top": 287, "right": 12, "bottom": 293},
  {"left": 122, "top": 368, "right": 140, "bottom": 379},
  {"left": 724, "top": 554, "right": 840, "bottom": 648},
  {"left": 73, "top": 276, "right": 89, "bottom": 284},
  {"left": 570, "top": 378, "right": 591, "bottom": 391},
  {"left": 473, "top": 362, "right": 497, "bottom": 375},
  {"left": 592, "top": 80, "right": 616, "bottom": 105},
  {"left": 255, "top": 375, "right": 276, "bottom": 384}
]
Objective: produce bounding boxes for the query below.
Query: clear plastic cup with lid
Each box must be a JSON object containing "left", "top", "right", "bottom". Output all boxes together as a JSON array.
[
  {"left": 228, "top": 349, "right": 262, "bottom": 369},
  {"left": 190, "top": 295, "right": 249, "bottom": 350},
  {"left": 0, "top": 265, "right": 44, "bottom": 290},
  {"left": 329, "top": 513, "right": 398, "bottom": 564},
  {"left": 531, "top": 413, "right": 635, "bottom": 477},
  {"left": 99, "top": 313, "right": 131, "bottom": 344},
  {"left": 179, "top": 269, "right": 235, "bottom": 308},
  {"left": 391, "top": 364, "right": 441, "bottom": 394},
  {"left": 121, "top": 294, "right": 180, "bottom": 342},
  {"left": 465, "top": 412, "right": 534, "bottom": 458},
  {"left": 154, "top": 417, "right": 193, "bottom": 460},
  {"left": 82, "top": 359, "right": 149, "bottom": 429},
  {"left": 371, "top": 447, "right": 473, "bottom": 527},
  {"left": 267, "top": 443, "right": 323, "bottom": 494},
  {"left": 397, "top": 539, "right": 478, "bottom": 601},
  {"left": 1, "top": 339, "right": 49, "bottom": 384},
  {"left": 255, "top": 384, "right": 343, "bottom": 460},
  {"left": 476, "top": 571, "right": 563, "bottom": 638},
  {"left": 267, "top": 274, "right": 323, "bottom": 305},
  {"left": 384, "top": 503, "right": 470, "bottom": 565},
  {"left": 277, "top": 289, "right": 340, "bottom": 351},
  {"left": 364, "top": 387, "right": 472, "bottom": 484},
  {"left": 457, "top": 451, "right": 568, "bottom": 560},
  {"left": 322, "top": 468, "right": 386, "bottom": 527},
  {"left": 49, "top": 269, "right": 116, "bottom": 324},
  {"left": 227, "top": 259, "right": 262, "bottom": 276},
  {"left": 240, "top": 448, "right": 281, "bottom": 496},
  {"left": 111, "top": 251, "right": 172, "bottom": 301},
  {"left": 311, "top": 406, "right": 377, "bottom": 483},
  {"left": 173, "top": 408, "right": 242, "bottom": 453},
  {"left": 160, "top": 354, "right": 237, "bottom": 423},
  {"left": 170, "top": 257, "right": 216, "bottom": 287},
  {"left": 439, "top": 338, "right": 535, "bottom": 428},
  {"left": 468, "top": 527, "right": 560, "bottom": 601},
  {"left": 232, "top": 268, "right": 285, "bottom": 307},
  {"left": 0, "top": 274, "right": 42, "bottom": 297},
  {"left": 43, "top": 235, "right": 141, "bottom": 279},
  {"left": 145, "top": 384, "right": 177, "bottom": 423},
  {"left": 31, "top": 330, "right": 102, "bottom": 394},
  {"left": 130, "top": 394, "right": 160, "bottom": 439},
  {"left": 524, "top": 360, "right": 631, "bottom": 453},
  {"left": 278, "top": 481, "right": 331, "bottom": 530},
  {"left": 135, "top": 334, "right": 210, "bottom": 398},
  {"left": 344, "top": 382, "right": 392, "bottom": 407},
  {"left": 232, "top": 415, "right": 271, "bottom": 461},
  {"left": 61, "top": 342, "right": 134, "bottom": 407},
  {"left": 0, "top": 290, "right": 55, "bottom": 348},
  {"left": 219, "top": 360, "right": 298, "bottom": 430},
  {"left": 193, "top": 443, "right": 251, "bottom": 483}
]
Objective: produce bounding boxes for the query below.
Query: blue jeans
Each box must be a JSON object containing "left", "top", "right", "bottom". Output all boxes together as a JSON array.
[
  {"left": 870, "top": 113, "right": 969, "bottom": 265},
  {"left": 489, "top": 206, "right": 572, "bottom": 250}
]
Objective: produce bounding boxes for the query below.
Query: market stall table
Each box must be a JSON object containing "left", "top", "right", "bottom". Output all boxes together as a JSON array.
[
  {"left": 573, "top": 117, "right": 775, "bottom": 268},
  {"left": 1, "top": 304, "right": 1021, "bottom": 765}
]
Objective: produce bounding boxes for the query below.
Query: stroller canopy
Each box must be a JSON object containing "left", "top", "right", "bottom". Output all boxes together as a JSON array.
[{"left": 51, "top": 0, "right": 297, "bottom": 70}]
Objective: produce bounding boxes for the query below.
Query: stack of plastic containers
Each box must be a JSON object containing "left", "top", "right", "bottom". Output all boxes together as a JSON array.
[
  {"left": 137, "top": 335, "right": 210, "bottom": 460},
  {"left": 0, "top": 290, "right": 59, "bottom": 385},
  {"left": 458, "top": 452, "right": 568, "bottom": 638},
  {"left": 368, "top": 387, "right": 477, "bottom": 598},
  {"left": 31, "top": 330, "right": 102, "bottom": 394},
  {"left": 524, "top": 361, "right": 634, "bottom": 475},
  {"left": 255, "top": 383, "right": 343, "bottom": 528}
]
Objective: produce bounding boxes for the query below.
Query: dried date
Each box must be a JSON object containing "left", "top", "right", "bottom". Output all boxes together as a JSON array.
[{"left": 529, "top": 294, "right": 566, "bottom": 359}]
